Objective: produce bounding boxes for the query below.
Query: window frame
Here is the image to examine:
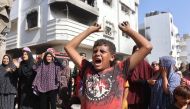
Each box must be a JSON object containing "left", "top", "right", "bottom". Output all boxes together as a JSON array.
[
  {"left": 103, "top": 0, "right": 112, "bottom": 6},
  {"left": 25, "top": 6, "right": 41, "bottom": 31},
  {"left": 103, "top": 20, "right": 114, "bottom": 39}
]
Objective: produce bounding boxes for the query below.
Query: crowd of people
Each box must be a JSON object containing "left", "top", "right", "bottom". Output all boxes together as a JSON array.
[{"left": 0, "top": 21, "right": 190, "bottom": 109}]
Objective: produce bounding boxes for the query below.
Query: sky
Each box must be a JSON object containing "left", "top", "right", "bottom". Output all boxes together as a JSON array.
[{"left": 138, "top": 0, "right": 190, "bottom": 35}]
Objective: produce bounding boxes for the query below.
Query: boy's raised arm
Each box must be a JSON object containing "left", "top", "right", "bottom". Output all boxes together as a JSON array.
[
  {"left": 119, "top": 21, "right": 153, "bottom": 71},
  {"left": 64, "top": 23, "right": 101, "bottom": 67}
]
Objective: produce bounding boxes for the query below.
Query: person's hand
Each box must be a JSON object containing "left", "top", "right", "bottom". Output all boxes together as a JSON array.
[
  {"left": 6, "top": 68, "right": 11, "bottom": 72},
  {"left": 147, "top": 79, "right": 157, "bottom": 85},
  {"left": 41, "top": 52, "right": 45, "bottom": 59},
  {"left": 13, "top": 59, "right": 20, "bottom": 68},
  {"left": 181, "top": 78, "right": 187, "bottom": 86},
  {"left": 118, "top": 21, "right": 131, "bottom": 32},
  {"left": 52, "top": 53, "right": 56, "bottom": 57},
  {"left": 160, "top": 67, "right": 167, "bottom": 78},
  {"left": 88, "top": 23, "right": 102, "bottom": 33}
]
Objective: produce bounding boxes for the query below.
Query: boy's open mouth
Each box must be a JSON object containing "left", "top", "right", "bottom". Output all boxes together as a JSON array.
[{"left": 94, "top": 58, "right": 102, "bottom": 65}]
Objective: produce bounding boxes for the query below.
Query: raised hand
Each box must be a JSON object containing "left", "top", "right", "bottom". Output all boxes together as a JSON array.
[
  {"left": 41, "top": 52, "right": 45, "bottom": 59},
  {"left": 118, "top": 21, "right": 130, "bottom": 32},
  {"left": 160, "top": 67, "right": 167, "bottom": 78},
  {"left": 6, "top": 67, "right": 16, "bottom": 72},
  {"left": 13, "top": 59, "right": 20, "bottom": 68},
  {"left": 6, "top": 68, "right": 11, "bottom": 72},
  {"left": 88, "top": 23, "right": 102, "bottom": 33}
]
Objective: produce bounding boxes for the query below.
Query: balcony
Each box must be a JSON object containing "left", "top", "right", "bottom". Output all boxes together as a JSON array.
[
  {"left": 176, "top": 49, "right": 181, "bottom": 53},
  {"left": 46, "top": 18, "right": 101, "bottom": 48},
  {"left": 180, "top": 51, "right": 187, "bottom": 57},
  {"left": 175, "top": 40, "right": 181, "bottom": 46},
  {"left": 6, "top": 34, "right": 17, "bottom": 50},
  {"left": 179, "top": 41, "right": 186, "bottom": 46},
  {"left": 49, "top": 0, "right": 99, "bottom": 17}
]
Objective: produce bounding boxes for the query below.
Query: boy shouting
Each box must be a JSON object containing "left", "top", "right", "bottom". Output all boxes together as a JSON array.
[{"left": 64, "top": 21, "right": 152, "bottom": 109}]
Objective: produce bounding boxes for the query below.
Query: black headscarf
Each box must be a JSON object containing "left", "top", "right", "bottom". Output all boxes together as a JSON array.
[{"left": 18, "top": 51, "right": 35, "bottom": 77}]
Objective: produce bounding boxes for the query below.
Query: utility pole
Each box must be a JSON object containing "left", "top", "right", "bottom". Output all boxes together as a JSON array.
[{"left": 0, "top": 0, "right": 12, "bottom": 62}]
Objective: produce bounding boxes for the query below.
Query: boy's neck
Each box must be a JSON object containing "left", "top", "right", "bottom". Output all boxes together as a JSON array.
[
  {"left": 96, "top": 66, "right": 112, "bottom": 73},
  {"left": 175, "top": 102, "right": 188, "bottom": 109}
]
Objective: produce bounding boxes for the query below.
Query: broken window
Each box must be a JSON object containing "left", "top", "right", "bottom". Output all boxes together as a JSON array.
[
  {"left": 121, "top": 3, "right": 130, "bottom": 15},
  {"left": 26, "top": 10, "right": 39, "bottom": 30},
  {"left": 103, "top": 0, "right": 112, "bottom": 6},
  {"left": 87, "top": 0, "right": 95, "bottom": 6},
  {"left": 171, "top": 31, "right": 173, "bottom": 36}
]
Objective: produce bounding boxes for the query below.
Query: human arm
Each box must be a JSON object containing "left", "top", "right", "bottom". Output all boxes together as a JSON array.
[
  {"left": 13, "top": 59, "right": 20, "bottom": 69},
  {"left": 118, "top": 21, "right": 152, "bottom": 71},
  {"left": 5, "top": 65, "right": 17, "bottom": 73},
  {"left": 160, "top": 67, "right": 169, "bottom": 94},
  {"left": 147, "top": 79, "right": 157, "bottom": 85},
  {"left": 64, "top": 23, "right": 102, "bottom": 67},
  {"left": 161, "top": 67, "right": 180, "bottom": 94}
]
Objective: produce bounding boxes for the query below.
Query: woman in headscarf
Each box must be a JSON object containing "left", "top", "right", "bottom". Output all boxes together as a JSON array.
[
  {"left": 149, "top": 56, "right": 181, "bottom": 109},
  {"left": 18, "top": 50, "right": 39, "bottom": 109},
  {"left": 32, "top": 52, "right": 64, "bottom": 109},
  {"left": 0, "top": 54, "right": 18, "bottom": 109}
]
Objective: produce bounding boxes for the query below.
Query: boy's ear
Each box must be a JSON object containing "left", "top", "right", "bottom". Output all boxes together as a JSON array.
[{"left": 110, "top": 54, "right": 115, "bottom": 62}]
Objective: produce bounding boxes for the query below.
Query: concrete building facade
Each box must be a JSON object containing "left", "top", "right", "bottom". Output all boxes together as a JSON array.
[
  {"left": 139, "top": 11, "right": 180, "bottom": 65},
  {"left": 184, "top": 34, "right": 190, "bottom": 63},
  {"left": 178, "top": 34, "right": 190, "bottom": 64},
  {"left": 7, "top": 0, "right": 139, "bottom": 62}
]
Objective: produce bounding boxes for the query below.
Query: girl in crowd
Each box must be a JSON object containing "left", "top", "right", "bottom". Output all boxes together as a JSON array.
[
  {"left": 32, "top": 52, "right": 64, "bottom": 109},
  {"left": 149, "top": 56, "right": 181, "bottom": 109},
  {"left": 170, "top": 85, "right": 190, "bottom": 109},
  {"left": 181, "top": 63, "right": 190, "bottom": 86},
  {"left": 0, "top": 54, "right": 18, "bottom": 109},
  {"left": 151, "top": 61, "right": 160, "bottom": 73},
  {"left": 18, "top": 50, "right": 39, "bottom": 109}
]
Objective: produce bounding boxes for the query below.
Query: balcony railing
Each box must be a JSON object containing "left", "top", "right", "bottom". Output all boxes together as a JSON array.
[
  {"left": 46, "top": 18, "right": 101, "bottom": 47},
  {"left": 6, "top": 34, "right": 17, "bottom": 50},
  {"left": 179, "top": 41, "right": 186, "bottom": 46},
  {"left": 180, "top": 51, "right": 187, "bottom": 57},
  {"left": 49, "top": 0, "right": 98, "bottom": 16}
]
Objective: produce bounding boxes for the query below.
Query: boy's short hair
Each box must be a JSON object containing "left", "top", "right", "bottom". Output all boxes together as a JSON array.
[
  {"left": 174, "top": 85, "right": 190, "bottom": 101},
  {"left": 93, "top": 39, "right": 116, "bottom": 54}
]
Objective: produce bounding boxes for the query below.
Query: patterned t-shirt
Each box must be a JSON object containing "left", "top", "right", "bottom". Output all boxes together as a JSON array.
[{"left": 79, "top": 59, "right": 130, "bottom": 109}]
